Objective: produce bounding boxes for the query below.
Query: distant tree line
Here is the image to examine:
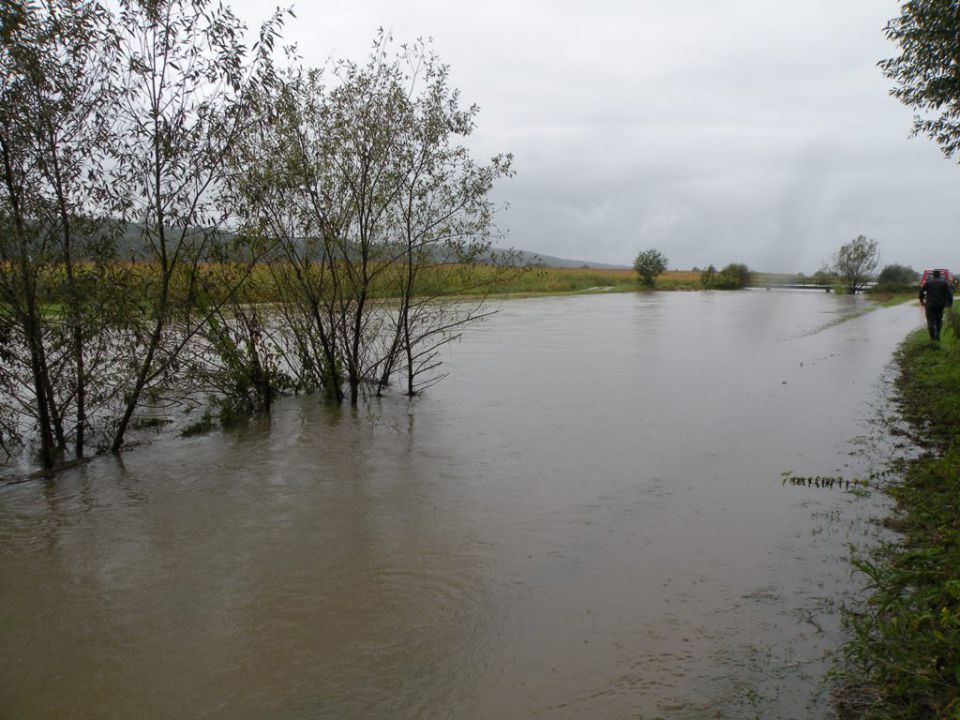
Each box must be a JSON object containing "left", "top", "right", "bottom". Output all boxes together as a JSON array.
[
  {"left": 637, "top": 235, "right": 922, "bottom": 295},
  {"left": 0, "top": 0, "right": 513, "bottom": 470}
]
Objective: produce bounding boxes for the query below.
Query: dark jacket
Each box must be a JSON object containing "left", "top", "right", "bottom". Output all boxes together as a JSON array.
[{"left": 920, "top": 277, "right": 954, "bottom": 309}]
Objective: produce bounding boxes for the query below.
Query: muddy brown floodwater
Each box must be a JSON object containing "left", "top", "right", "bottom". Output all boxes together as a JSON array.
[{"left": 0, "top": 291, "right": 922, "bottom": 719}]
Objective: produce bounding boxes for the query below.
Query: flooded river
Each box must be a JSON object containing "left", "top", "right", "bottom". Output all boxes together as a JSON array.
[{"left": 0, "top": 291, "right": 921, "bottom": 719}]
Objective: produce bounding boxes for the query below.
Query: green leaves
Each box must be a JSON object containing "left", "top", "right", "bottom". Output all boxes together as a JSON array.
[
  {"left": 882, "top": 0, "right": 960, "bottom": 159},
  {"left": 833, "top": 235, "right": 879, "bottom": 294},
  {"left": 633, "top": 248, "right": 668, "bottom": 287}
]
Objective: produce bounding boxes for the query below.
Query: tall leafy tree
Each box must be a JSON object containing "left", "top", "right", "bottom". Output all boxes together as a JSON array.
[
  {"left": 373, "top": 39, "right": 513, "bottom": 397},
  {"left": 882, "top": 0, "right": 960, "bottom": 159},
  {"left": 227, "top": 63, "right": 349, "bottom": 402},
  {"left": 0, "top": 0, "right": 116, "bottom": 465},
  {"left": 633, "top": 248, "right": 668, "bottom": 287},
  {"left": 107, "top": 0, "right": 285, "bottom": 451},
  {"left": 832, "top": 235, "right": 879, "bottom": 294},
  {"left": 230, "top": 33, "right": 513, "bottom": 405}
]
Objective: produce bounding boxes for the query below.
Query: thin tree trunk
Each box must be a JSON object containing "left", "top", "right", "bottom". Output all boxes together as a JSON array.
[
  {"left": 24, "top": 309, "right": 56, "bottom": 468},
  {"left": 113, "top": 100, "right": 171, "bottom": 453},
  {"left": 1, "top": 136, "right": 56, "bottom": 468},
  {"left": 111, "top": 315, "right": 163, "bottom": 452},
  {"left": 404, "top": 305, "right": 414, "bottom": 396},
  {"left": 47, "top": 127, "right": 87, "bottom": 458},
  {"left": 40, "top": 353, "right": 65, "bottom": 449}
]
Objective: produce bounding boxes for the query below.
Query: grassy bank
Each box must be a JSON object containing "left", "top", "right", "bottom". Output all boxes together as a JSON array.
[
  {"left": 32, "top": 262, "right": 917, "bottom": 308},
  {"left": 871, "top": 293, "right": 916, "bottom": 308},
  {"left": 836, "top": 313, "right": 960, "bottom": 719},
  {"left": 475, "top": 267, "right": 701, "bottom": 295},
  {"left": 19, "top": 262, "right": 707, "bottom": 305}
]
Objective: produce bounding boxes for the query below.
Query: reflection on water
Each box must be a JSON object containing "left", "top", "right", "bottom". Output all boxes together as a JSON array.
[{"left": 0, "top": 291, "right": 920, "bottom": 719}]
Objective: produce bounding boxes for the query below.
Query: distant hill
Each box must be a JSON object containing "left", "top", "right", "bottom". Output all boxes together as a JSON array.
[
  {"left": 488, "top": 247, "right": 628, "bottom": 269},
  {"left": 109, "top": 224, "right": 626, "bottom": 269}
]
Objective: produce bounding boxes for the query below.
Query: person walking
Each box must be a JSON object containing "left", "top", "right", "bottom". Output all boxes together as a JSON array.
[{"left": 919, "top": 269, "right": 954, "bottom": 341}]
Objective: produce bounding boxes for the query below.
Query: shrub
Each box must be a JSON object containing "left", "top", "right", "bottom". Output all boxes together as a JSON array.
[
  {"left": 700, "top": 264, "right": 717, "bottom": 288},
  {"left": 874, "top": 264, "right": 919, "bottom": 292},
  {"left": 702, "top": 262, "right": 751, "bottom": 289},
  {"left": 633, "top": 249, "right": 669, "bottom": 287},
  {"left": 715, "top": 263, "right": 751, "bottom": 289}
]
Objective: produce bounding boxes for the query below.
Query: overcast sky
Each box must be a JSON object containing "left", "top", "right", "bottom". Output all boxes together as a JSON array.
[{"left": 233, "top": 0, "right": 960, "bottom": 272}]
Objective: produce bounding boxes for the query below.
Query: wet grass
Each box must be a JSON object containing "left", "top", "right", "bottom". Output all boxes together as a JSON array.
[
  {"left": 872, "top": 293, "right": 917, "bottom": 308},
  {"left": 835, "top": 312, "right": 960, "bottom": 719},
  {"left": 475, "top": 267, "right": 702, "bottom": 295},
  {"left": 14, "top": 262, "right": 707, "bottom": 303}
]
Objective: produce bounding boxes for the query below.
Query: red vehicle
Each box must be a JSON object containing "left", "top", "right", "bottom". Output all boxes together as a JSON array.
[{"left": 920, "top": 268, "right": 954, "bottom": 287}]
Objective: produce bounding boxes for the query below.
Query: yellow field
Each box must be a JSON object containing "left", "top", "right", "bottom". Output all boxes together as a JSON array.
[{"left": 17, "top": 261, "right": 713, "bottom": 305}]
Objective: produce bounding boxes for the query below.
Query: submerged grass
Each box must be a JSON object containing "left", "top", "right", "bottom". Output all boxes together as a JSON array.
[{"left": 836, "top": 312, "right": 960, "bottom": 719}]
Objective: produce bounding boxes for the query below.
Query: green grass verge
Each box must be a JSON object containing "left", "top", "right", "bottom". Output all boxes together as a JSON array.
[
  {"left": 443, "top": 267, "right": 703, "bottom": 295},
  {"left": 872, "top": 293, "right": 917, "bottom": 308},
  {"left": 836, "top": 311, "right": 960, "bottom": 719}
]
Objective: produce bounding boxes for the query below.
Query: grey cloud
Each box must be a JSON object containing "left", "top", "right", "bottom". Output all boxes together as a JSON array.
[{"left": 235, "top": 0, "right": 960, "bottom": 272}]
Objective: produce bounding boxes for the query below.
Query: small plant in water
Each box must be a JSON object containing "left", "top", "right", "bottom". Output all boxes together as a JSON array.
[
  {"left": 779, "top": 470, "right": 869, "bottom": 491},
  {"left": 181, "top": 410, "right": 214, "bottom": 437}
]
